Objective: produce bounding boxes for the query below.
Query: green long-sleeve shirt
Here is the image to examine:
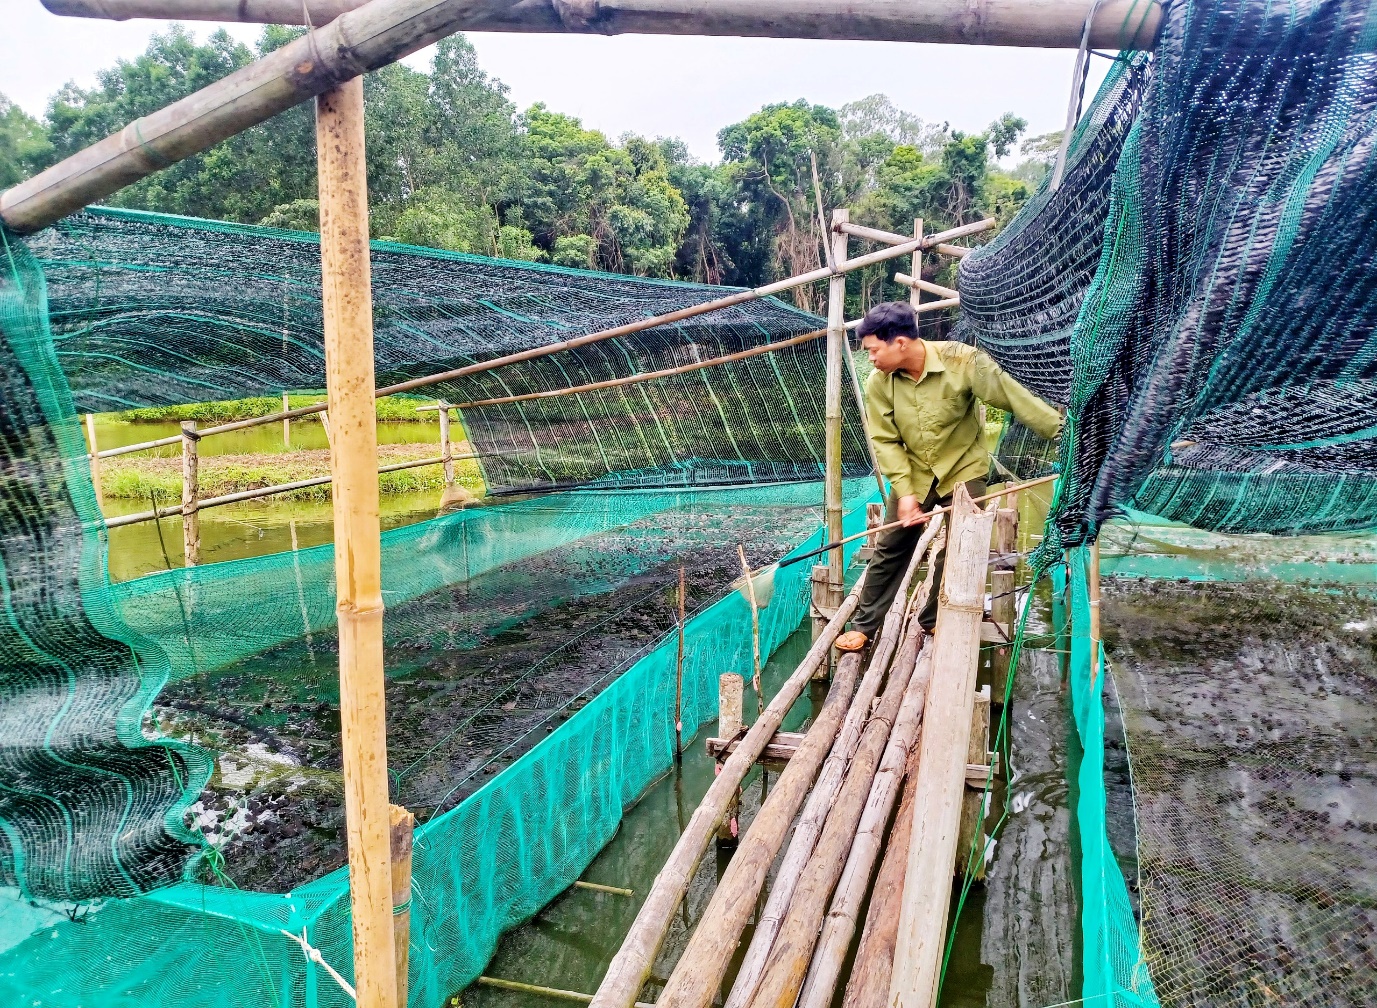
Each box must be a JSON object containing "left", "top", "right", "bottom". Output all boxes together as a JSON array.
[{"left": 864, "top": 340, "right": 1062, "bottom": 500}]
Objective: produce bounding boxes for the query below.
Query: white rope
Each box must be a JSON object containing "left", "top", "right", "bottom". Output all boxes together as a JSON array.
[
  {"left": 281, "top": 928, "right": 357, "bottom": 1001},
  {"left": 1050, "top": 0, "right": 1108, "bottom": 190}
]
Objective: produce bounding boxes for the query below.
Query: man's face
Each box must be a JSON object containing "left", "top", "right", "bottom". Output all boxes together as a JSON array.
[{"left": 862, "top": 333, "right": 909, "bottom": 374}]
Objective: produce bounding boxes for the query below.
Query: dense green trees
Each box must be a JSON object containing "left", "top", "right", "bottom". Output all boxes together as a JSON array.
[{"left": 2, "top": 24, "right": 1043, "bottom": 304}]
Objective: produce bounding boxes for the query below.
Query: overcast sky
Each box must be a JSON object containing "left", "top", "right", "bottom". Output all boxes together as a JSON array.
[{"left": 3, "top": 3, "right": 1107, "bottom": 164}]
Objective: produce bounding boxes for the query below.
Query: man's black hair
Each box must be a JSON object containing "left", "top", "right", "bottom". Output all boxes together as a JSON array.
[{"left": 855, "top": 301, "right": 919, "bottom": 342}]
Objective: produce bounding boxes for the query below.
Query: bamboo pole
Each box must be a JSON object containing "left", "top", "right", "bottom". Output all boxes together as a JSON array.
[
  {"left": 283, "top": 390, "right": 291, "bottom": 448},
  {"left": 892, "top": 273, "right": 959, "bottom": 299},
  {"left": 723, "top": 516, "right": 943, "bottom": 1008},
  {"left": 744, "top": 617, "right": 925, "bottom": 1008},
  {"left": 317, "top": 77, "right": 396, "bottom": 1008},
  {"left": 955, "top": 685, "right": 992, "bottom": 881},
  {"left": 574, "top": 880, "right": 634, "bottom": 897},
  {"left": 658, "top": 651, "right": 862, "bottom": 1008},
  {"left": 825, "top": 209, "right": 848, "bottom": 601},
  {"left": 796, "top": 639, "right": 936, "bottom": 1008},
  {"left": 476, "top": 976, "right": 654, "bottom": 1008},
  {"left": 390, "top": 805, "right": 415, "bottom": 1008},
  {"left": 675, "top": 565, "right": 686, "bottom": 759},
  {"left": 715, "top": 673, "right": 744, "bottom": 844},
  {"left": 438, "top": 402, "right": 454, "bottom": 486},
  {"left": 889, "top": 484, "right": 995, "bottom": 1008},
  {"left": 841, "top": 333, "right": 888, "bottom": 499},
  {"left": 736, "top": 545, "right": 764, "bottom": 715},
  {"left": 990, "top": 507, "right": 1018, "bottom": 704},
  {"left": 588, "top": 577, "right": 866, "bottom": 1008},
  {"left": 841, "top": 742, "right": 921, "bottom": 1008},
  {"left": 103, "top": 452, "right": 466, "bottom": 528},
  {"left": 932, "top": 242, "right": 974, "bottom": 258},
  {"left": 909, "top": 220, "right": 923, "bottom": 312},
  {"left": 84, "top": 413, "right": 103, "bottom": 502},
  {"left": 913, "top": 296, "right": 960, "bottom": 313},
  {"left": 1089, "top": 538, "right": 1102, "bottom": 686},
  {"left": 180, "top": 420, "right": 200, "bottom": 566}
]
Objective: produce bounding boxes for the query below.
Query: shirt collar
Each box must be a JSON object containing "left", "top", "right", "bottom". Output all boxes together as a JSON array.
[{"left": 898, "top": 340, "right": 945, "bottom": 382}]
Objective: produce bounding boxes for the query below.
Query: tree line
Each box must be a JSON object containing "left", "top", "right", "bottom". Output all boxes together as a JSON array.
[{"left": 0, "top": 26, "right": 1058, "bottom": 310}]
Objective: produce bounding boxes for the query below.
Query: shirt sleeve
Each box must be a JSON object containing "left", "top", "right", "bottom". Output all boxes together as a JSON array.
[
  {"left": 969, "top": 348, "right": 1064, "bottom": 441},
  {"left": 865, "top": 370, "right": 917, "bottom": 498}
]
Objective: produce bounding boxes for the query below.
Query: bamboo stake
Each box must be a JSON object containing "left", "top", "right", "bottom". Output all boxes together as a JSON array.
[
  {"left": 744, "top": 616, "right": 926, "bottom": 1008},
  {"left": 797, "top": 639, "right": 936, "bottom": 1008},
  {"left": 283, "top": 390, "right": 291, "bottom": 448},
  {"left": 737, "top": 544, "right": 763, "bottom": 714},
  {"left": 84, "top": 410, "right": 103, "bottom": 501},
  {"left": 180, "top": 420, "right": 200, "bottom": 566},
  {"left": 955, "top": 685, "right": 992, "bottom": 881},
  {"left": 909, "top": 219, "right": 923, "bottom": 311},
  {"left": 476, "top": 976, "right": 654, "bottom": 1008},
  {"left": 588, "top": 577, "right": 866, "bottom": 1008},
  {"left": 825, "top": 208, "right": 848, "bottom": 598},
  {"left": 659, "top": 651, "right": 863, "bottom": 1008},
  {"left": 723, "top": 518, "right": 943, "bottom": 1008},
  {"left": 675, "top": 565, "right": 686, "bottom": 759},
  {"left": 390, "top": 805, "right": 415, "bottom": 1008},
  {"left": 438, "top": 402, "right": 455, "bottom": 486},
  {"left": 990, "top": 507, "right": 1018, "bottom": 704},
  {"left": 841, "top": 743, "right": 921, "bottom": 1008},
  {"left": 889, "top": 484, "right": 996, "bottom": 1008},
  {"left": 1089, "top": 538, "right": 1102, "bottom": 686},
  {"left": 317, "top": 77, "right": 396, "bottom": 1008},
  {"left": 716, "top": 673, "right": 744, "bottom": 844},
  {"left": 574, "top": 880, "right": 634, "bottom": 897}
]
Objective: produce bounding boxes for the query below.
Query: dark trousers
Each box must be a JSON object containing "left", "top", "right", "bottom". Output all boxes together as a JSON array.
[{"left": 853, "top": 480, "right": 986, "bottom": 636}]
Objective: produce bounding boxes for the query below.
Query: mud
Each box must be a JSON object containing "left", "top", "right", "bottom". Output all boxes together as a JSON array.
[
  {"left": 1103, "top": 579, "right": 1377, "bottom": 1008},
  {"left": 155, "top": 498, "right": 832, "bottom": 893}
]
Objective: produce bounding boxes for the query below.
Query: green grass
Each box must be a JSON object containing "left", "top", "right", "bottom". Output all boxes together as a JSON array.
[
  {"left": 102, "top": 445, "right": 485, "bottom": 501},
  {"left": 113, "top": 394, "right": 439, "bottom": 425}
]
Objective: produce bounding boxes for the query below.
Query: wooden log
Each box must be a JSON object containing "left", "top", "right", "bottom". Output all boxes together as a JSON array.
[
  {"left": 723, "top": 517, "right": 943, "bottom": 1008},
  {"left": 892, "top": 273, "right": 960, "bottom": 299},
  {"left": 744, "top": 617, "right": 925, "bottom": 1008},
  {"left": 658, "top": 652, "right": 863, "bottom": 1008},
  {"left": 955, "top": 685, "right": 992, "bottom": 880},
  {"left": 716, "top": 673, "right": 744, "bottom": 843},
  {"left": 283, "top": 390, "right": 291, "bottom": 448},
  {"left": 796, "top": 640, "right": 936, "bottom": 1008},
  {"left": 37, "top": 0, "right": 1164, "bottom": 51},
  {"left": 438, "top": 403, "right": 454, "bottom": 486},
  {"left": 809, "top": 563, "right": 829, "bottom": 650},
  {"left": 180, "top": 420, "right": 199, "bottom": 566},
  {"left": 317, "top": 77, "right": 397, "bottom": 1008},
  {"left": 841, "top": 744, "right": 921, "bottom": 1008},
  {"left": 706, "top": 731, "right": 807, "bottom": 762},
  {"left": 908, "top": 219, "right": 924, "bottom": 312},
  {"left": 588, "top": 581, "right": 865, "bottom": 1008},
  {"left": 889, "top": 483, "right": 996, "bottom": 1008},
  {"left": 84, "top": 413, "right": 103, "bottom": 502},
  {"left": 390, "top": 805, "right": 415, "bottom": 1008},
  {"left": 825, "top": 209, "right": 849, "bottom": 590},
  {"left": 990, "top": 507, "right": 1018, "bottom": 704}
]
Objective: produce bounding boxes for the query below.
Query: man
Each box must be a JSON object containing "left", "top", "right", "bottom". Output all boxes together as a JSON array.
[{"left": 835, "top": 301, "right": 1062, "bottom": 651}]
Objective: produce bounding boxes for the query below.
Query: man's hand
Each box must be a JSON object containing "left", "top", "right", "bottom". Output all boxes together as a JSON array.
[{"left": 897, "top": 494, "right": 923, "bottom": 526}]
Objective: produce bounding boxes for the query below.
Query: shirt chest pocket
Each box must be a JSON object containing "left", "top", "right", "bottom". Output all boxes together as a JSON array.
[{"left": 917, "top": 385, "right": 970, "bottom": 433}]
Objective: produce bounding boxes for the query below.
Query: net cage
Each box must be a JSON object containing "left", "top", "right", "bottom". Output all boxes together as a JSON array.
[
  {"left": 0, "top": 201, "right": 878, "bottom": 1006},
  {"left": 961, "top": 0, "right": 1377, "bottom": 1003}
]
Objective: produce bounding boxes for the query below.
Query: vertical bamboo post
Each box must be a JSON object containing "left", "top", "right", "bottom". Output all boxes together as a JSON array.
[
  {"left": 956, "top": 685, "right": 991, "bottom": 880},
  {"left": 84, "top": 413, "right": 103, "bottom": 502},
  {"left": 717, "top": 673, "right": 744, "bottom": 844},
  {"left": 283, "top": 390, "right": 291, "bottom": 448},
  {"left": 675, "top": 566, "right": 686, "bottom": 759},
  {"left": 990, "top": 507, "right": 1018, "bottom": 704},
  {"left": 438, "top": 403, "right": 455, "bottom": 486},
  {"left": 909, "top": 219, "right": 924, "bottom": 310},
  {"left": 738, "top": 544, "right": 763, "bottom": 713},
  {"left": 890, "top": 484, "right": 995, "bottom": 1008},
  {"left": 390, "top": 805, "right": 415, "bottom": 1008},
  {"left": 810, "top": 564, "right": 831, "bottom": 680},
  {"left": 1089, "top": 538, "right": 1102, "bottom": 686},
  {"left": 180, "top": 420, "right": 200, "bottom": 566},
  {"left": 825, "top": 208, "right": 848, "bottom": 605},
  {"left": 317, "top": 77, "right": 398, "bottom": 1008}
]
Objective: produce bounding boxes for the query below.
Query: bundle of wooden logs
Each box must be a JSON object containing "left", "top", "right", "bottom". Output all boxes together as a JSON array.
[{"left": 590, "top": 481, "right": 1021, "bottom": 1008}]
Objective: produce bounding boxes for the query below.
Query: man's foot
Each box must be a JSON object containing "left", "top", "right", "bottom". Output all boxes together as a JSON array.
[{"left": 835, "top": 630, "right": 869, "bottom": 652}]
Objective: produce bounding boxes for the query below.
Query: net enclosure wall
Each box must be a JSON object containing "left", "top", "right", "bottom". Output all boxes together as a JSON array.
[{"left": 0, "top": 203, "right": 877, "bottom": 1007}]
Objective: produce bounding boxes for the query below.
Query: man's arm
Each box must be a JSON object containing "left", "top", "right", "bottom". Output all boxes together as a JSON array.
[
  {"left": 865, "top": 371, "right": 916, "bottom": 499},
  {"left": 969, "top": 348, "right": 1063, "bottom": 440}
]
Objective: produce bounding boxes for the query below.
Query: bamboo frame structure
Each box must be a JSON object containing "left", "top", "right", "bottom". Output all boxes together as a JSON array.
[
  {"left": 825, "top": 208, "right": 849, "bottom": 600},
  {"left": 437, "top": 403, "right": 455, "bottom": 486},
  {"left": 316, "top": 77, "right": 397, "bottom": 1008},
  {"left": 84, "top": 414, "right": 103, "bottom": 500},
  {"left": 909, "top": 219, "right": 924, "bottom": 312},
  {"left": 390, "top": 805, "right": 415, "bottom": 1008},
  {"left": 180, "top": 421, "right": 200, "bottom": 565}
]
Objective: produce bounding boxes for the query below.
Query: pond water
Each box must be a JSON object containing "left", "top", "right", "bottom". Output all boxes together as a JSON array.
[{"left": 91, "top": 416, "right": 441, "bottom": 456}]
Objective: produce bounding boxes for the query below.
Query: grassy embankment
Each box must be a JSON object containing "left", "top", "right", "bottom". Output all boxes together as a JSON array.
[{"left": 101, "top": 395, "right": 486, "bottom": 501}]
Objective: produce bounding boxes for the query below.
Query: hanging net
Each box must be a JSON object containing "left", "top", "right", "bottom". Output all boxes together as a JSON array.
[{"left": 0, "top": 206, "right": 875, "bottom": 1006}]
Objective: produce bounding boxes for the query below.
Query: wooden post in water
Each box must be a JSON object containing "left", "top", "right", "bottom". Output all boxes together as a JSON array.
[
  {"left": 990, "top": 506, "right": 1018, "bottom": 704},
  {"left": 282, "top": 390, "right": 291, "bottom": 448},
  {"left": 956, "top": 685, "right": 991, "bottom": 881},
  {"left": 890, "top": 484, "right": 994, "bottom": 1008},
  {"left": 180, "top": 420, "right": 200, "bottom": 566},
  {"left": 824, "top": 208, "right": 848, "bottom": 612},
  {"left": 716, "top": 673, "right": 744, "bottom": 844},
  {"left": 84, "top": 414, "right": 103, "bottom": 502},
  {"left": 317, "top": 77, "right": 398, "bottom": 1008},
  {"left": 438, "top": 403, "right": 455, "bottom": 486},
  {"left": 390, "top": 805, "right": 415, "bottom": 1008}
]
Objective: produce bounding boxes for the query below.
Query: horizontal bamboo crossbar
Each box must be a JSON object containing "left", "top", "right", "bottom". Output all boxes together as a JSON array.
[
  {"left": 104, "top": 452, "right": 459, "bottom": 528},
  {"left": 914, "top": 296, "right": 960, "bottom": 313},
  {"left": 477, "top": 977, "right": 654, "bottom": 1008},
  {"left": 838, "top": 218, "right": 992, "bottom": 248},
  {"left": 892, "top": 274, "right": 959, "bottom": 299}
]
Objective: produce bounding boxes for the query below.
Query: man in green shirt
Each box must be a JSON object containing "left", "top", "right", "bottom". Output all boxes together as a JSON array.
[{"left": 836, "top": 302, "right": 1063, "bottom": 651}]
